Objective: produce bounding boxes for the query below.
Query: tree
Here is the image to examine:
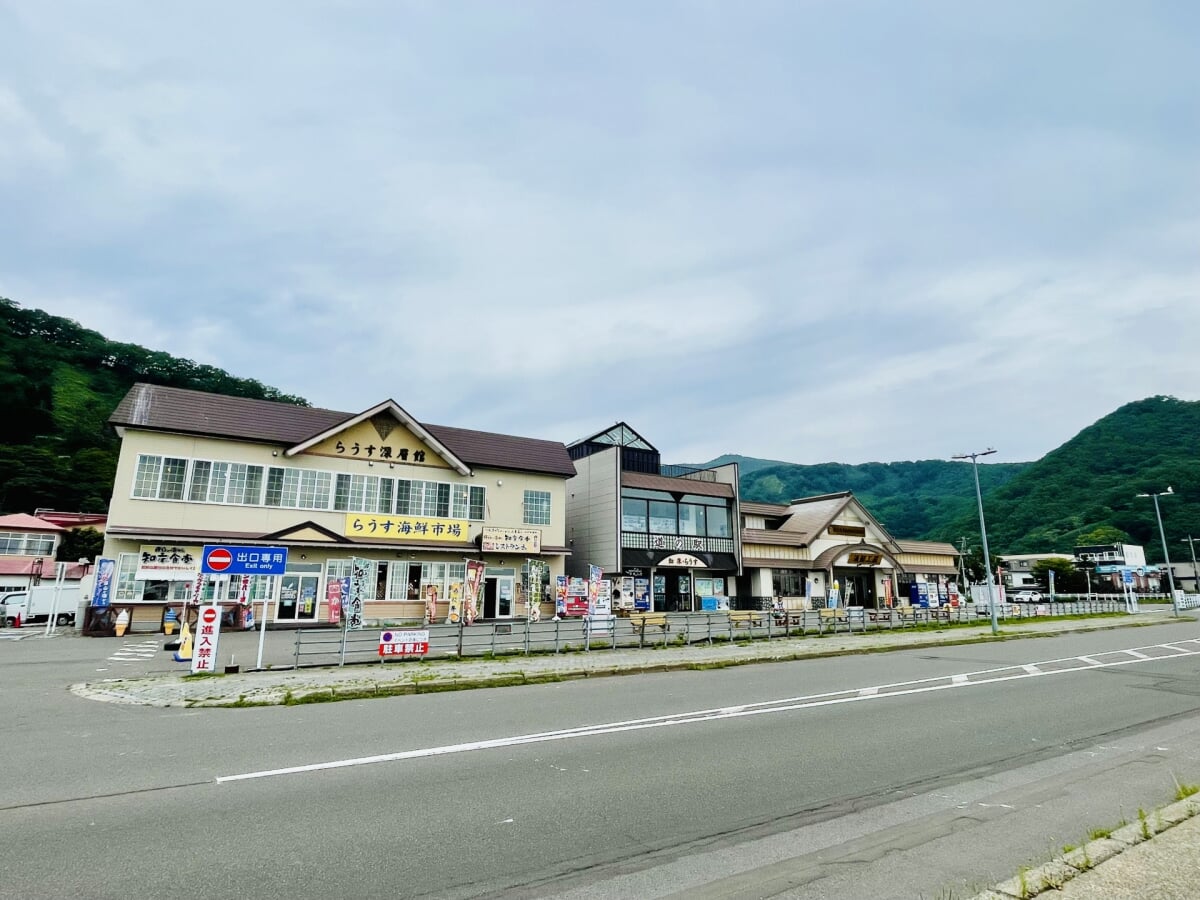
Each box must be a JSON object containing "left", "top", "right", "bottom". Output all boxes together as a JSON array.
[
  {"left": 1075, "top": 525, "right": 1129, "bottom": 546},
  {"left": 1032, "top": 558, "right": 1086, "bottom": 593},
  {"left": 56, "top": 527, "right": 105, "bottom": 564}
]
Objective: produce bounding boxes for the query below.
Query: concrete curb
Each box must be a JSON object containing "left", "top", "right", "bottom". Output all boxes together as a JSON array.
[
  {"left": 970, "top": 796, "right": 1200, "bottom": 899},
  {"left": 67, "top": 612, "right": 1185, "bottom": 709}
]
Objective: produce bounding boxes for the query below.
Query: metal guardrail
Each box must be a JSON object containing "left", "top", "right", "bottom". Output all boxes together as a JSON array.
[{"left": 290, "top": 600, "right": 1128, "bottom": 669}]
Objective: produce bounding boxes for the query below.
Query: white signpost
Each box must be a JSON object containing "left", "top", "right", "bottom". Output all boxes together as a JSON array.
[{"left": 192, "top": 605, "right": 223, "bottom": 674}]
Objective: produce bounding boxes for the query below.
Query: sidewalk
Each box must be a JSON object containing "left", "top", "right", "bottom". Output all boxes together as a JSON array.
[{"left": 973, "top": 795, "right": 1200, "bottom": 900}]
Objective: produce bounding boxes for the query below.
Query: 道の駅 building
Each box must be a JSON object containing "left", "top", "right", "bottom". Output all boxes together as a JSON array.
[
  {"left": 739, "top": 493, "right": 960, "bottom": 609},
  {"left": 102, "top": 384, "right": 575, "bottom": 624}
]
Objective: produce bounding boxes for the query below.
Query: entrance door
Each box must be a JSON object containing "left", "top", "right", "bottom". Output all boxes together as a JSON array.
[
  {"left": 483, "top": 576, "right": 515, "bottom": 619},
  {"left": 834, "top": 570, "right": 875, "bottom": 608},
  {"left": 277, "top": 574, "right": 320, "bottom": 620}
]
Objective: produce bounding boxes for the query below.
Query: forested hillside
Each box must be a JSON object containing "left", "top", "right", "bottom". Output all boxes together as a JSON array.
[
  {"left": 932, "top": 396, "right": 1200, "bottom": 558},
  {"left": 705, "top": 396, "right": 1200, "bottom": 562},
  {"left": 730, "top": 458, "right": 1029, "bottom": 541},
  {"left": 0, "top": 297, "right": 307, "bottom": 514}
]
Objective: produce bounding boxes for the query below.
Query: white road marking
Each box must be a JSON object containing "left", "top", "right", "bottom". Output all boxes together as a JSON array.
[
  {"left": 1125, "top": 649, "right": 1150, "bottom": 659},
  {"left": 107, "top": 639, "right": 160, "bottom": 663},
  {"left": 217, "top": 636, "right": 1200, "bottom": 785},
  {"left": 1078, "top": 656, "right": 1101, "bottom": 665}
]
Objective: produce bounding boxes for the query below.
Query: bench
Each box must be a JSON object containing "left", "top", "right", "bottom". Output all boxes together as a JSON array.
[
  {"left": 728, "top": 610, "right": 766, "bottom": 629},
  {"left": 628, "top": 613, "right": 670, "bottom": 647}
]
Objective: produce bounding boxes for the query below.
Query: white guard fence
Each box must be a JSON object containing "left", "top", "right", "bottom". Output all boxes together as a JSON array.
[{"left": 291, "top": 599, "right": 1131, "bottom": 669}]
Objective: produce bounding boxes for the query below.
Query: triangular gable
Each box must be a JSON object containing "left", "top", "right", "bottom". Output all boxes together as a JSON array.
[
  {"left": 284, "top": 400, "right": 471, "bottom": 475},
  {"left": 568, "top": 421, "right": 657, "bottom": 452},
  {"left": 260, "top": 521, "right": 350, "bottom": 543},
  {"left": 783, "top": 492, "right": 897, "bottom": 548}
]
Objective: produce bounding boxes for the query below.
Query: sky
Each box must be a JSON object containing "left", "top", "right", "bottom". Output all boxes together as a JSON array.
[{"left": 3, "top": 1, "right": 1198, "bottom": 467}]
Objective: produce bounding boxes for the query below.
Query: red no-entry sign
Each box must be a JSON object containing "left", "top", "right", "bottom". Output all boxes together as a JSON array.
[
  {"left": 205, "top": 548, "right": 233, "bottom": 572},
  {"left": 201, "top": 606, "right": 218, "bottom": 625}
]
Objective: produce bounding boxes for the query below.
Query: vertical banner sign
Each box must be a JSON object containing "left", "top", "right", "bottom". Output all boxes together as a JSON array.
[
  {"left": 191, "top": 605, "right": 222, "bottom": 674},
  {"left": 555, "top": 575, "right": 568, "bottom": 617},
  {"left": 588, "top": 565, "right": 602, "bottom": 615},
  {"left": 190, "top": 571, "right": 205, "bottom": 606},
  {"left": 91, "top": 558, "right": 115, "bottom": 608},
  {"left": 464, "top": 559, "right": 485, "bottom": 625},
  {"left": 239, "top": 575, "right": 254, "bottom": 629},
  {"left": 446, "top": 580, "right": 462, "bottom": 625},
  {"left": 326, "top": 578, "right": 343, "bottom": 625},
  {"left": 347, "top": 558, "right": 370, "bottom": 630}
]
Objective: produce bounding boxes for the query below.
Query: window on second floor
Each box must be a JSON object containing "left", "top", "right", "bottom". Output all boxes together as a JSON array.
[{"left": 523, "top": 490, "right": 551, "bottom": 525}]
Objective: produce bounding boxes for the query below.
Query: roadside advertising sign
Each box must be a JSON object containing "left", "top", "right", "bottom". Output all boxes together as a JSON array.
[
  {"left": 191, "top": 605, "right": 223, "bottom": 675},
  {"left": 379, "top": 629, "right": 430, "bottom": 657},
  {"left": 326, "top": 578, "right": 344, "bottom": 625},
  {"left": 91, "top": 558, "right": 115, "bottom": 608},
  {"left": 347, "top": 558, "right": 370, "bottom": 630},
  {"left": 201, "top": 545, "right": 288, "bottom": 576}
]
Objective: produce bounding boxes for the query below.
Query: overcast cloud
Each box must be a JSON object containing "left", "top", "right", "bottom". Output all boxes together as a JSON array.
[{"left": 2, "top": 1, "right": 1198, "bottom": 466}]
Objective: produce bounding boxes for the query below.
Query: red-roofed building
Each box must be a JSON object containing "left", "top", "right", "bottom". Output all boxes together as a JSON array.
[{"left": 0, "top": 514, "right": 91, "bottom": 593}]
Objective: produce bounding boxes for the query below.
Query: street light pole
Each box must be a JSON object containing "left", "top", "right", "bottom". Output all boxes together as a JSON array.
[
  {"left": 1137, "top": 488, "right": 1177, "bottom": 616},
  {"left": 953, "top": 448, "right": 999, "bottom": 635},
  {"left": 1182, "top": 536, "right": 1199, "bottom": 597}
]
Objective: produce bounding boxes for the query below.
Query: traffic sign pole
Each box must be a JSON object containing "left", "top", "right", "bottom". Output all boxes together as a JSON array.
[{"left": 255, "top": 581, "right": 273, "bottom": 671}]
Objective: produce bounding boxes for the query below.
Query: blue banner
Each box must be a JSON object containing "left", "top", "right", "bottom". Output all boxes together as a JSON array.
[{"left": 92, "top": 558, "right": 115, "bottom": 607}]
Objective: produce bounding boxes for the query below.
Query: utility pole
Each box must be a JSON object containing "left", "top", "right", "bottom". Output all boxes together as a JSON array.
[
  {"left": 953, "top": 449, "right": 999, "bottom": 635},
  {"left": 1183, "top": 536, "right": 1200, "bottom": 596},
  {"left": 957, "top": 537, "right": 969, "bottom": 598},
  {"left": 1137, "top": 488, "right": 1177, "bottom": 616}
]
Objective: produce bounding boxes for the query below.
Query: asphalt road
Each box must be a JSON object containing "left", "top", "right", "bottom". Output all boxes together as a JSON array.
[{"left": 3, "top": 620, "right": 1200, "bottom": 899}]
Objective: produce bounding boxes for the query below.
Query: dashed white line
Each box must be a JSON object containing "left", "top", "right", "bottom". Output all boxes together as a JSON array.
[
  {"left": 216, "top": 637, "right": 1200, "bottom": 785},
  {"left": 1078, "top": 656, "right": 1102, "bottom": 666}
]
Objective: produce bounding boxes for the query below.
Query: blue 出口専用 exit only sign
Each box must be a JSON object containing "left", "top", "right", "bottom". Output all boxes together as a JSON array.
[{"left": 201, "top": 545, "right": 289, "bottom": 576}]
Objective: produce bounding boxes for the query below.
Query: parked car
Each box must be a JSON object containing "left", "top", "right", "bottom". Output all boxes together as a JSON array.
[{"left": 1011, "top": 589, "right": 1044, "bottom": 603}]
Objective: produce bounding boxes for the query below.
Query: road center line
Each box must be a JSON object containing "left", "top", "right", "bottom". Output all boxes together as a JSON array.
[{"left": 216, "top": 637, "right": 1200, "bottom": 784}]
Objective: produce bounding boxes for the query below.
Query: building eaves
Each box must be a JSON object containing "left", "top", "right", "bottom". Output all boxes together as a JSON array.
[{"left": 621, "top": 471, "right": 735, "bottom": 498}]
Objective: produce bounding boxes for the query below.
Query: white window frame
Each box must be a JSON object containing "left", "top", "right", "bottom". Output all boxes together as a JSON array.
[{"left": 523, "top": 490, "right": 551, "bottom": 526}]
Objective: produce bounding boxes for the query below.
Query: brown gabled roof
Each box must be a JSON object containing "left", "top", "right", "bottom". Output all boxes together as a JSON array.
[
  {"left": 108, "top": 384, "right": 576, "bottom": 478},
  {"left": 620, "top": 471, "right": 735, "bottom": 498},
  {"left": 894, "top": 539, "right": 959, "bottom": 556},
  {"left": 423, "top": 423, "right": 576, "bottom": 478},
  {"left": 742, "top": 528, "right": 809, "bottom": 547},
  {"left": 740, "top": 501, "right": 790, "bottom": 516}
]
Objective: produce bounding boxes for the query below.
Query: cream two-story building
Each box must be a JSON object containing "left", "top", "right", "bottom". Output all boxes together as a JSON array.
[{"left": 102, "top": 384, "right": 575, "bottom": 625}]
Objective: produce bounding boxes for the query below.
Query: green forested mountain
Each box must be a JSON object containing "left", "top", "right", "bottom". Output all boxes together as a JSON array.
[
  {"left": 701, "top": 395, "right": 1199, "bottom": 563},
  {"left": 0, "top": 298, "right": 307, "bottom": 514},
  {"left": 932, "top": 396, "right": 1200, "bottom": 559},
  {"left": 727, "top": 458, "right": 1029, "bottom": 541}
]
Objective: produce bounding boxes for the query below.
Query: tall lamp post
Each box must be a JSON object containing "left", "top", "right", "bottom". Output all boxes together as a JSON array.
[
  {"left": 953, "top": 448, "right": 999, "bottom": 635},
  {"left": 1182, "top": 536, "right": 1199, "bottom": 596},
  {"left": 1136, "top": 487, "right": 1177, "bottom": 616}
]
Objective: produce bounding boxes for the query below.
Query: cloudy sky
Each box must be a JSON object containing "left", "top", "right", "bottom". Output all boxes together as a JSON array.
[{"left": 3, "top": 1, "right": 1198, "bottom": 466}]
